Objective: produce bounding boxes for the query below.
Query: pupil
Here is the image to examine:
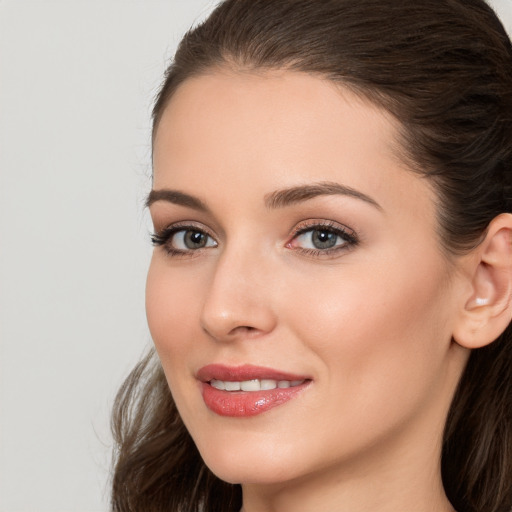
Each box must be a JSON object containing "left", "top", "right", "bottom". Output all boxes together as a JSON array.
[
  {"left": 185, "top": 230, "right": 206, "bottom": 249},
  {"left": 312, "top": 230, "right": 337, "bottom": 249}
]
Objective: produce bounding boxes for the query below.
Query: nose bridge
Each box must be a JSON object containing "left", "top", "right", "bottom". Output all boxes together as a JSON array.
[{"left": 200, "top": 241, "right": 277, "bottom": 340}]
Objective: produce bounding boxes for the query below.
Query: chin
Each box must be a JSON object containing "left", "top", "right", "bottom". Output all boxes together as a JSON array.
[
  {"left": 193, "top": 429, "right": 307, "bottom": 485},
  {"left": 205, "top": 458, "right": 299, "bottom": 486}
]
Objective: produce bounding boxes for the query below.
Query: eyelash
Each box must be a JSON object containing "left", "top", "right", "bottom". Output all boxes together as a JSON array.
[{"left": 150, "top": 220, "right": 358, "bottom": 258}]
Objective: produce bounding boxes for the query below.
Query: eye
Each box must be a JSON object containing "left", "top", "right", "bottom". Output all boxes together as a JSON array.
[
  {"left": 295, "top": 229, "right": 342, "bottom": 250},
  {"left": 172, "top": 229, "right": 216, "bottom": 250},
  {"left": 287, "top": 221, "right": 358, "bottom": 255},
  {"left": 151, "top": 225, "right": 217, "bottom": 255}
]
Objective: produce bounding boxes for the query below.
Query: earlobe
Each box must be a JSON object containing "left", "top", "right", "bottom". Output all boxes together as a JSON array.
[{"left": 453, "top": 213, "right": 512, "bottom": 349}]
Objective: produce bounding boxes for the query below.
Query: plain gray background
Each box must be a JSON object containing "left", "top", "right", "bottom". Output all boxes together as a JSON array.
[{"left": 0, "top": 1, "right": 511, "bottom": 511}]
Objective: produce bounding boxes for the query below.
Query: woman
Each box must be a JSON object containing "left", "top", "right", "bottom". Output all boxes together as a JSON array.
[{"left": 111, "top": 1, "right": 512, "bottom": 511}]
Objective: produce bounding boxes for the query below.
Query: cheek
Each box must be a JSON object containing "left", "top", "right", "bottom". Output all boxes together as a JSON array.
[
  {"left": 145, "top": 256, "right": 208, "bottom": 425},
  {"left": 283, "top": 250, "right": 454, "bottom": 410},
  {"left": 145, "top": 257, "right": 201, "bottom": 364}
]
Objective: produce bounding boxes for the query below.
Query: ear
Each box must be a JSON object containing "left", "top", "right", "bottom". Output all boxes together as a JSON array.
[{"left": 453, "top": 213, "right": 512, "bottom": 349}]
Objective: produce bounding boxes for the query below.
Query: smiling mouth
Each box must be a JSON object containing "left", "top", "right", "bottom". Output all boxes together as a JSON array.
[
  {"left": 209, "top": 378, "right": 306, "bottom": 391},
  {"left": 197, "top": 364, "right": 311, "bottom": 417}
]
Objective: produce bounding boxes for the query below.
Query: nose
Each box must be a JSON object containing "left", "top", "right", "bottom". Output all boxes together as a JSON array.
[{"left": 200, "top": 245, "right": 278, "bottom": 342}]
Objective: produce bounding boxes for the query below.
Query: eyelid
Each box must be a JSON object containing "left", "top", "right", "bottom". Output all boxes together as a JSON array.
[{"left": 290, "top": 219, "right": 357, "bottom": 239}]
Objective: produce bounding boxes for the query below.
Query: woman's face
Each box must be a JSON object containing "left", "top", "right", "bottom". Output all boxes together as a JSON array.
[{"left": 147, "top": 70, "right": 467, "bottom": 487}]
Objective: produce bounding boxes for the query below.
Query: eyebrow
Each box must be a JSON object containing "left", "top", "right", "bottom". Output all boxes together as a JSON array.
[
  {"left": 146, "top": 189, "right": 209, "bottom": 212},
  {"left": 264, "top": 181, "right": 382, "bottom": 210},
  {"left": 146, "top": 181, "right": 382, "bottom": 212}
]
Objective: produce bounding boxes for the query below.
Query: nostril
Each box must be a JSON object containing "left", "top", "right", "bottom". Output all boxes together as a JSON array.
[
  {"left": 202, "top": 324, "right": 268, "bottom": 341},
  {"left": 229, "top": 325, "right": 258, "bottom": 335}
]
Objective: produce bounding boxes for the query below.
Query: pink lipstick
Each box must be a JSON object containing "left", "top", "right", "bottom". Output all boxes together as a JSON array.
[{"left": 197, "top": 364, "right": 311, "bottom": 417}]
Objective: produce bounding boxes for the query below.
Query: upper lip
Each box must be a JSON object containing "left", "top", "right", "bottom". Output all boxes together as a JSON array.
[{"left": 197, "top": 364, "right": 310, "bottom": 382}]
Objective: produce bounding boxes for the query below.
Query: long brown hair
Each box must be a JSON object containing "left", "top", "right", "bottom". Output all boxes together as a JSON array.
[{"left": 111, "top": 1, "right": 512, "bottom": 511}]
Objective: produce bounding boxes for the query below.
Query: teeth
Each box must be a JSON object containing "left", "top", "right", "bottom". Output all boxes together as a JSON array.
[
  {"left": 210, "top": 378, "right": 305, "bottom": 392},
  {"left": 211, "top": 380, "right": 225, "bottom": 390},
  {"left": 224, "top": 381, "right": 240, "bottom": 391},
  {"left": 241, "top": 379, "right": 260, "bottom": 391},
  {"left": 261, "top": 379, "right": 277, "bottom": 390}
]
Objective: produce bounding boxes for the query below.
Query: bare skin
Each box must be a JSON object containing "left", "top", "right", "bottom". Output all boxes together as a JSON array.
[{"left": 146, "top": 69, "right": 512, "bottom": 512}]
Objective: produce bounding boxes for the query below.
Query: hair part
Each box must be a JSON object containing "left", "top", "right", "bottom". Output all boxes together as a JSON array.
[{"left": 112, "top": 1, "right": 512, "bottom": 511}]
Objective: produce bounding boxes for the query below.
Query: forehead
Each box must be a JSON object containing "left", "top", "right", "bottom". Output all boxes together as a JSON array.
[
  {"left": 152, "top": 69, "right": 434, "bottom": 221},
  {"left": 154, "top": 69, "right": 399, "bottom": 161}
]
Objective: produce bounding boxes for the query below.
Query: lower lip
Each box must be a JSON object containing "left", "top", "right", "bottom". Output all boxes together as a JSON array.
[{"left": 201, "top": 382, "right": 309, "bottom": 417}]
